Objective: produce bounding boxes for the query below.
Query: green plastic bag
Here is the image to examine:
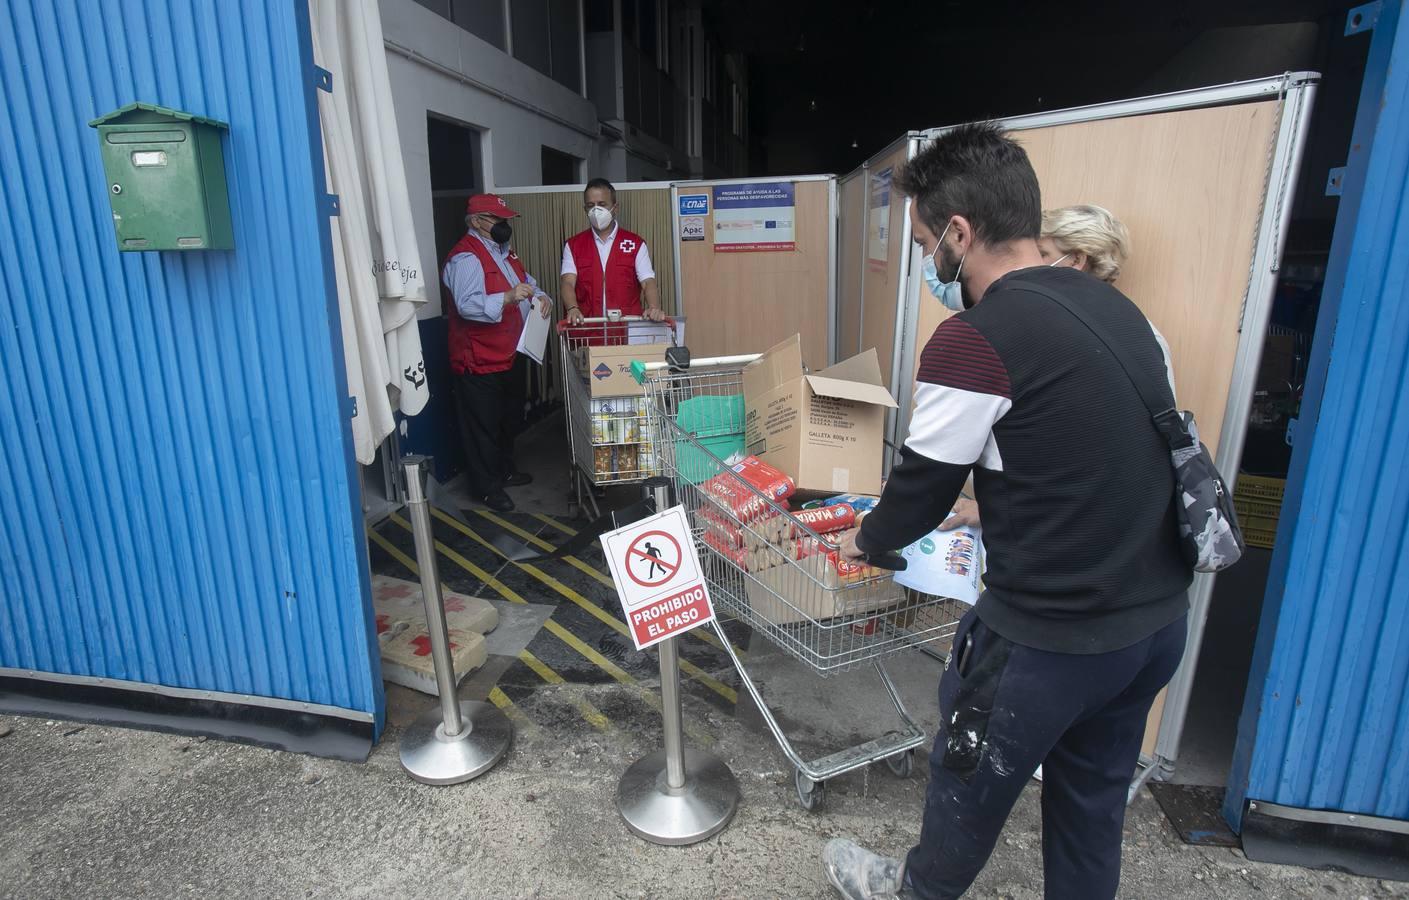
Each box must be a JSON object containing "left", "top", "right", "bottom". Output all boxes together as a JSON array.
[{"left": 674, "top": 394, "right": 745, "bottom": 484}]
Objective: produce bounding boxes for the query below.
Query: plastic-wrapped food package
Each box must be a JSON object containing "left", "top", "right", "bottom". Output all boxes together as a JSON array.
[
  {"left": 786, "top": 503, "right": 856, "bottom": 538},
  {"left": 696, "top": 507, "right": 743, "bottom": 548},
  {"left": 702, "top": 528, "right": 749, "bottom": 568}
]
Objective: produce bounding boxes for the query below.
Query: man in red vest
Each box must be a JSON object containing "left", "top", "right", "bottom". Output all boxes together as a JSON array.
[
  {"left": 559, "top": 178, "right": 665, "bottom": 325},
  {"left": 442, "top": 194, "right": 551, "bottom": 513}
]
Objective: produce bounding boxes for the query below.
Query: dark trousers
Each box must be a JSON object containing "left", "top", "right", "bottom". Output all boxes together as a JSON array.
[
  {"left": 906, "top": 609, "right": 1187, "bottom": 900},
  {"left": 453, "top": 355, "right": 527, "bottom": 497}
]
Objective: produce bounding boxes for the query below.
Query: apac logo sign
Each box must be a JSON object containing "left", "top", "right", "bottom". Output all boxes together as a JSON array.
[{"left": 678, "top": 193, "right": 709, "bottom": 217}]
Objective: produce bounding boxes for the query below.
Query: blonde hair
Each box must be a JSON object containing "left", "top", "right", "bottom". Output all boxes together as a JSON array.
[{"left": 1041, "top": 204, "right": 1130, "bottom": 283}]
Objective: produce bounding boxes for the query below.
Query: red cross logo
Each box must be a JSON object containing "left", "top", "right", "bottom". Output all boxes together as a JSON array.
[{"left": 619, "top": 239, "right": 637, "bottom": 254}]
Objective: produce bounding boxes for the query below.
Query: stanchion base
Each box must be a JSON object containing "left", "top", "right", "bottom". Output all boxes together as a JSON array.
[
  {"left": 400, "top": 701, "right": 512, "bottom": 785},
  {"left": 616, "top": 748, "right": 739, "bottom": 845}
]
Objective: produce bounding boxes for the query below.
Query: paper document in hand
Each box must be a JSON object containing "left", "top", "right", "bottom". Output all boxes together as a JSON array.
[
  {"left": 516, "top": 304, "right": 551, "bottom": 364},
  {"left": 893, "top": 521, "right": 983, "bottom": 605}
]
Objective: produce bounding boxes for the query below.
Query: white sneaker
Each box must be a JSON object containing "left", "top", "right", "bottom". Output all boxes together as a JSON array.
[{"left": 822, "top": 838, "right": 913, "bottom": 899}]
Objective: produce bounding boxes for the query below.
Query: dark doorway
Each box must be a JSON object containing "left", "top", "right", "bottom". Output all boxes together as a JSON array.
[
  {"left": 541, "top": 146, "right": 581, "bottom": 185},
  {"left": 428, "top": 115, "right": 483, "bottom": 268},
  {"left": 401, "top": 114, "right": 485, "bottom": 483}
]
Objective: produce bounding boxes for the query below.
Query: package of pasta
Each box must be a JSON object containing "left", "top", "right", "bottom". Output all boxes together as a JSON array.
[
  {"left": 750, "top": 544, "right": 790, "bottom": 573},
  {"left": 742, "top": 512, "right": 785, "bottom": 551}
]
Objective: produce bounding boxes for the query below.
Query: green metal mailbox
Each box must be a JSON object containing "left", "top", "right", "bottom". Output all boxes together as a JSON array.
[{"left": 89, "top": 102, "right": 233, "bottom": 251}]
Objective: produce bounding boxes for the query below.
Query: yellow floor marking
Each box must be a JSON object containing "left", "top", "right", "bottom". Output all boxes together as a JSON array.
[{"left": 431, "top": 509, "right": 738, "bottom": 706}]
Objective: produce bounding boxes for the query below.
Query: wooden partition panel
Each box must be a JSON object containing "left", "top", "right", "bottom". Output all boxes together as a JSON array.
[
  {"left": 901, "top": 100, "right": 1280, "bottom": 757},
  {"left": 859, "top": 144, "right": 911, "bottom": 389},
  {"left": 677, "top": 178, "right": 832, "bottom": 363},
  {"left": 906, "top": 101, "right": 1279, "bottom": 455},
  {"left": 836, "top": 171, "right": 865, "bottom": 363}
]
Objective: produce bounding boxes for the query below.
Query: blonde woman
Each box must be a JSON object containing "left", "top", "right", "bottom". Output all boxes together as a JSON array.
[{"left": 1036, "top": 203, "right": 1131, "bottom": 283}]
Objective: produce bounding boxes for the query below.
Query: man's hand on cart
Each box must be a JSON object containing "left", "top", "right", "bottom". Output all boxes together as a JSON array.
[
  {"left": 836, "top": 521, "right": 908, "bottom": 571},
  {"left": 940, "top": 497, "right": 981, "bottom": 531},
  {"left": 565, "top": 305, "right": 585, "bottom": 325},
  {"left": 836, "top": 527, "right": 865, "bottom": 562},
  {"left": 643, "top": 306, "right": 666, "bottom": 322}
]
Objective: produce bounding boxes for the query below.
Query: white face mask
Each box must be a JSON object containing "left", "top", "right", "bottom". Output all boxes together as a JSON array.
[
  {"left": 588, "top": 206, "right": 614, "bottom": 231},
  {"left": 921, "top": 221, "right": 966, "bottom": 311}
]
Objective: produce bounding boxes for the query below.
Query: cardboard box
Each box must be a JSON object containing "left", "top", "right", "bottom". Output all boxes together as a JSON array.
[
  {"left": 742, "top": 335, "right": 897, "bottom": 495},
  {"left": 742, "top": 554, "right": 904, "bottom": 627},
  {"left": 587, "top": 343, "right": 669, "bottom": 398}
]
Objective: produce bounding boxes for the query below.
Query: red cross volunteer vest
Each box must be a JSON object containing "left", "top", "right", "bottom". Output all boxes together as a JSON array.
[
  {"left": 443, "top": 233, "right": 528, "bottom": 376},
  {"left": 568, "top": 227, "right": 645, "bottom": 319}
]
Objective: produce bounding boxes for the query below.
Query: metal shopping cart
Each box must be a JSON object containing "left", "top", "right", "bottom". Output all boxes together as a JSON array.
[
  {"left": 632, "top": 352, "right": 971, "bottom": 811},
  {"left": 558, "top": 316, "right": 683, "bottom": 519}
]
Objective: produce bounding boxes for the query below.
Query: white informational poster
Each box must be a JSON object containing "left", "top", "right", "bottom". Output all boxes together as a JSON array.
[
  {"left": 601, "top": 506, "right": 716, "bottom": 650},
  {"left": 712, "top": 182, "right": 796, "bottom": 252},
  {"left": 893, "top": 522, "right": 983, "bottom": 605},
  {"left": 868, "top": 167, "right": 892, "bottom": 270}
]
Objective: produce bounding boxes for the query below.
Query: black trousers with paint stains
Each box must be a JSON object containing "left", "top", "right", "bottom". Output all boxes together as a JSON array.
[
  {"left": 904, "top": 607, "right": 1187, "bottom": 900},
  {"left": 452, "top": 355, "right": 528, "bottom": 497}
]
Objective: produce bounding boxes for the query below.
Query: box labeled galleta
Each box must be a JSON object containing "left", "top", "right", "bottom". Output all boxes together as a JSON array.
[{"left": 742, "top": 334, "right": 897, "bottom": 496}]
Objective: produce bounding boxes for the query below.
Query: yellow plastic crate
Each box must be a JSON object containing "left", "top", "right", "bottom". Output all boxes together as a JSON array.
[
  {"left": 1235, "top": 496, "right": 1283, "bottom": 521},
  {"left": 1242, "top": 515, "right": 1280, "bottom": 549},
  {"left": 1235, "top": 474, "right": 1286, "bottom": 502}
]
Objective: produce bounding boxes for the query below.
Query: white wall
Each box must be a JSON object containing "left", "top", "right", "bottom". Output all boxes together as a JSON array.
[{"left": 380, "top": 0, "right": 605, "bottom": 318}]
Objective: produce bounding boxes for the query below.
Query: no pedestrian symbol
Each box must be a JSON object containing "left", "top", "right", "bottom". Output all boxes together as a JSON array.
[
  {"left": 602, "top": 506, "right": 716, "bottom": 650},
  {"left": 626, "top": 531, "right": 681, "bottom": 587}
]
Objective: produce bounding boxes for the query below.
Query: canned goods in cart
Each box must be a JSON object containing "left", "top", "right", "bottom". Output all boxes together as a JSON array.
[{"left": 561, "top": 316, "right": 684, "bottom": 517}]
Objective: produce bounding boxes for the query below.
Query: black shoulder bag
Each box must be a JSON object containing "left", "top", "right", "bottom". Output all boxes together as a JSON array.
[{"left": 1022, "top": 283, "right": 1245, "bottom": 573}]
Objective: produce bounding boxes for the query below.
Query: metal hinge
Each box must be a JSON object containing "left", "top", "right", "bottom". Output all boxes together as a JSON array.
[
  {"left": 314, "top": 66, "right": 333, "bottom": 93},
  {"left": 1346, "top": 1, "right": 1381, "bottom": 35},
  {"left": 1326, "top": 166, "right": 1347, "bottom": 196},
  {"left": 348, "top": 395, "right": 359, "bottom": 419}
]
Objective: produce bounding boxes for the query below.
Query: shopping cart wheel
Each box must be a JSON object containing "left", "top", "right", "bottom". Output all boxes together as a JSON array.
[
  {"left": 884, "top": 749, "right": 914, "bottom": 779},
  {"left": 794, "top": 769, "right": 826, "bottom": 812}
]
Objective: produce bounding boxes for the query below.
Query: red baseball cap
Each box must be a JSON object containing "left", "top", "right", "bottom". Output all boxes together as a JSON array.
[{"left": 465, "top": 193, "right": 520, "bottom": 218}]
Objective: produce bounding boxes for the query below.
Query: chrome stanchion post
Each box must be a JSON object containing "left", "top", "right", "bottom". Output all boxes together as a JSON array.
[
  {"left": 658, "top": 635, "right": 687, "bottom": 790},
  {"left": 398, "top": 455, "right": 512, "bottom": 785},
  {"left": 616, "top": 478, "right": 739, "bottom": 845}
]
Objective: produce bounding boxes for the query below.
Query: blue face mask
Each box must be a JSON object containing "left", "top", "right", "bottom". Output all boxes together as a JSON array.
[{"left": 921, "top": 221, "right": 966, "bottom": 311}]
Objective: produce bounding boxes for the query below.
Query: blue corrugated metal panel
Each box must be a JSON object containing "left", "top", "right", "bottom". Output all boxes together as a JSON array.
[
  {"left": 1227, "top": 1, "right": 1408, "bottom": 825},
  {"left": 0, "top": 0, "right": 382, "bottom": 725}
]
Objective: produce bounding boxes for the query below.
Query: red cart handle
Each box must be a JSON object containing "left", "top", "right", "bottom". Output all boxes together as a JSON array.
[{"left": 556, "top": 315, "right": 678, "bottom": 334}]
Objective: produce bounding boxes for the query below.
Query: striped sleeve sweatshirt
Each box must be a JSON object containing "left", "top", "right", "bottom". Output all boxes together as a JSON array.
[{"left": 857, "top": 266, "right": 1192, "bottom": 654}]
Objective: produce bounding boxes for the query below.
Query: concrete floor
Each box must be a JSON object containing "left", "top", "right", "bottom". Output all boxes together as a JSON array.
[
  {"left": 3, "top": 418, "right": 1402, "bottom": 898},
  {"left": 4, "top": 697, "right": 1404, "bottom": 899}
]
